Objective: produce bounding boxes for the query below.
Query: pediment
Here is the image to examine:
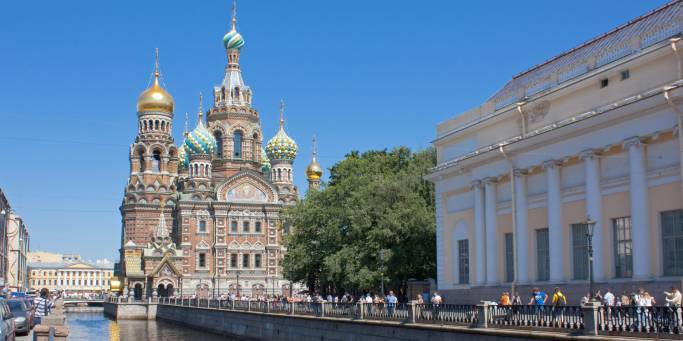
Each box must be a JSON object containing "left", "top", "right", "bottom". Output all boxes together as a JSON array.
[
  {"left": 215, "top": 171, "right": 279, "bottom": 203},
  {"left": 67, "top": 263, "right": 95, "bottom": 269},
  {"left": 197, "top": 240, "right": 211, "bottom": 250}
]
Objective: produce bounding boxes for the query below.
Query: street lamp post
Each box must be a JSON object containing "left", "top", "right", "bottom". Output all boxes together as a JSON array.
[
  {"left": 585, "top": 216, "right": 597, "bottom": 301},
  {"left": 379, "top": 249, "right": 385, "bottom": 297}
]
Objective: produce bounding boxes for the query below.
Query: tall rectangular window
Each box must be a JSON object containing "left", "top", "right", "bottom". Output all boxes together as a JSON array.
[
  {"left": 199, "top": 220, "right": 207, "bottom": 233},
  {"left": 255, "top": 222, "right": 262, "bottom": 233},
  {"left": 662, "top": 210, "right": 683, "bottom": 276},
  {"left": 457, "top": 239, "right": 469, "bottom": 284},
  {"left": 198, "top": 253, "right": 206, "bottom": 268},
  {"left": 231, "top": 221, "right": 238, "bottom": 233},
  {"left": 230, "top": 253, "right": 237, "bottom": 268},
  {"left": 613, "top": 217, "right": 633, "bottom": 278},
  {"left": 243, "top": 221, "right": 250, "bottom": 233},
  {"left": 572, "top": 223, "right": 589, "bottom": 280},
  {"left": 254, "top": 254, "right": 262, "bottom": 268},
  {"left": 242, "top": 254, "right": 250, "bottom": 268},
  {"left": 536, "top": 228, "right": 549, "bottom": 281},
  {"left": 504, "top": 233, "right": 514, "bottom": 283}
]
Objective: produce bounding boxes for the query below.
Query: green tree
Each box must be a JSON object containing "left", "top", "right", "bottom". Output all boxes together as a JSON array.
[{"left": 282, "top": 147, "right": 436, "bottom": 297}]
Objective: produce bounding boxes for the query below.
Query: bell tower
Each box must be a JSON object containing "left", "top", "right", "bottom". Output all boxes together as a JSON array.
[
  {"left": 121, "top": 49, "right": 179, "bottom": 246},
  {"left": 207, "top": 1, "right": 263, "bottom": 178}
]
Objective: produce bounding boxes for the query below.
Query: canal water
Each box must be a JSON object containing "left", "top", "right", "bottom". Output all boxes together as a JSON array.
[{"left": 66, "top": 312, "right": 231, "bottom": 340}]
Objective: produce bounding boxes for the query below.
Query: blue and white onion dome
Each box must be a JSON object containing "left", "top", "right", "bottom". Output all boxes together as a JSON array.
[
  {"left": 184, "top": 120, "right": 217, "bottom": 158},
  {"left": 223, "top": 28, "right": 245, "bottom": 50},
  {"left": 266, "top": 125, "right": 298, "bottom": 161}
]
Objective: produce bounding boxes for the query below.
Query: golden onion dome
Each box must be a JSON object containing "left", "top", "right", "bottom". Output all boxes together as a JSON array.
[
  {"left": 306, "top": 159, "right": 323, "bottom": 180},
  {"left": 137, "top": 73, "right": 174, "bottom": 113}
]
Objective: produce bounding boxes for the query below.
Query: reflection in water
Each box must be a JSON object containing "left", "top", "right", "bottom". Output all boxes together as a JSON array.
[{"left": 67, "top": 312, "right": 231, "bottom": 341}]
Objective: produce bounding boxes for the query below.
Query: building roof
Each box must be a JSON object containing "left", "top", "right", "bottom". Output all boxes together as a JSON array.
[
  {"left": 28, "top": 261, "right": 114, "bottom": 270},
  {"left": 490, "top": 0, "right": 683, "bottom": 108}
]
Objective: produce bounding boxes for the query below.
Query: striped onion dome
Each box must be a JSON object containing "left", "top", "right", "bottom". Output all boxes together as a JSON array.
[{"left": 223, "top": 29, "right": 245, "bottom": 50}]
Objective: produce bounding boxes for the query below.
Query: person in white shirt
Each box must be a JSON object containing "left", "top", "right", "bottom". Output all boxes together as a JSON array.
[
  {"left": 665, "top": 287, "right": 682, "bottom": 328},
  {"left": 603, "top": 289, "right": 615, "bottom": 306}
]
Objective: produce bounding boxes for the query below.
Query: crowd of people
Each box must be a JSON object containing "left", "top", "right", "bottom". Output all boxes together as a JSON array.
[{"left": 495, "top": 286, "right": 682, "bottom": 309}]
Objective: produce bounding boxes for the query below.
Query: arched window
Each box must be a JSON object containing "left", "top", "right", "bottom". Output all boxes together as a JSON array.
[
  {"left": 154, "top": 120, "right": 159, "bottom": 130},
  {"left": 233, "top": 130, "right": 243, "bottom": 158},
  {"left": 161, "top": 121, "right": 165, "bottom": 131},
  {"left": 214, "top": 131, "right": 223, "bottom": 158},
  {"left": 277, "top": 169, "right": 282, "bottom": 181},
  {"left": 288, "top": 169, "right": 291, "bottom": 181},
  {"left": 138, "top": 150, "right": 146, "bottom": 172},
  {"left": 234, "top": 87, "right": 240, "bottom": 101},
  {"left": 252, "top": 133, "right": 259, "bottom": 161},
  {"left": 152, "top": 150, "right": 161, "bottom": 172}
]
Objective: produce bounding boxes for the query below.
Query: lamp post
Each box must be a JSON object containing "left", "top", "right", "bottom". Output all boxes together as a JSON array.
[
  {"left": 236, "top": 270, "right": 240, "bottom": 297},
  {"left": 379, "top": 249, "right": 385, "bottom": 297},
  {"left": 585, "top": 216, "right": 597, "bottom": 301}
]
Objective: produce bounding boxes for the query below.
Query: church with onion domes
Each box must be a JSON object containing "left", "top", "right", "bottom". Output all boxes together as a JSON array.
[{"left": 117, "top": 2, "right": 322, "bottom": 300}]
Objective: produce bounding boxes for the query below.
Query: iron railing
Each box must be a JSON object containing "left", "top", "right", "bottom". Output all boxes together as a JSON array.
[
  {"left": 598, "top": 306, "right": 682, "bottom": 336},
  {"left": 488, "top": 305, "right": 583, "bottom": 330}
]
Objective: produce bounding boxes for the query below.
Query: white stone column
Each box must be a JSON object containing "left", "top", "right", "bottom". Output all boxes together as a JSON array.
[
  {"left": 625, "top": 137, "right": 652, "bottom": 279},
  {"left": 545, "top": 160, "right": 565, "bottom": 282},
  {"left": 513, "top": 169, "right": 529, "bottom": 284},
  {"left": 484, "top": 177, "right": 499, "bottom": 285},
  {"left": 472, "top": 180, "right": 486, "bottom": 285},
  {"left": 581, "top": 149, "right": 605, "bottom": 281}
]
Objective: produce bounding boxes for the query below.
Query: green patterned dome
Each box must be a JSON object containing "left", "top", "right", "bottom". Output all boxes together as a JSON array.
[
  {"left": 266, "top": 125, "right": 297, "bottom": 161},
  {"left": 178, "top": 143, "right": 189, "bottom": 169},
  {"left": 261, "top": 147, "right": 271, "bottom": 173}
]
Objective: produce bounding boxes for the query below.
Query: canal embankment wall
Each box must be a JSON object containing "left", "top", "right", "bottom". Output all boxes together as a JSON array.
[
  {"left": 155, "top": 304, "right": 616, "bottom": 341},
  {"left": 103, "top": 302, "right": 156, "bottom": 320}
]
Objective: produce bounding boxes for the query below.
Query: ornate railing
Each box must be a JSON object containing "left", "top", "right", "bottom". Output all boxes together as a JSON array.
[
  {"left": 488, "top": 305, "right": 583, "bottom": 330},
  {"left": 153, "top": 298, "right": 683, "bottom": 337},
  {"left": 416, "top": 304, "right": 478, "bottom": 325},
  {"left": 598, "top": 306, "right": 682, "bottom": 336}
]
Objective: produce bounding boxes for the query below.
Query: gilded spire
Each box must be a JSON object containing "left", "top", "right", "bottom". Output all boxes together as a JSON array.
[
  {"left": 154, "top": 48, "right": 160, "bottom": 78},
  {"left": 279, "top": 98, "right": 285, "bottom": 129},
  {"left": 137, "top": 48, "right": 175, "bottom": 114},
  {"left": 183, "top": 112, "right": 189, "bottom": 136},
  {"left": 198, "top": 92, "right": 204, "bottom": 122},
  {"left": 312, "top": 135, "right": 318, "bottom": 160},
  {"left": 231, "top": 0, "right": 237, "bottom": 31},
  {"left": 306, "top": 134, "right": 323, "bottom": 184}
]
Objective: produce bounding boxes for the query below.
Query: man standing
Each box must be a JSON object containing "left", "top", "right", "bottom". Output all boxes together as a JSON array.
[
  {"left": 33, "top": 288, "right": 55, "bottom": 325},
  {"left": 551, "top": 287, "right": 567, "bottom": 325},
  {"left": 665, "top": 286, "right": 682, "bottom": 328},
  {"left": 431, "top": 292, "right": 443, "bottom": 320},
  {"left": 386, "top": 290, "right": 398, "bottom": 317}
]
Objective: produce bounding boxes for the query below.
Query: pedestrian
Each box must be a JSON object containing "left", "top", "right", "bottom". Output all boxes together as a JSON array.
[
  {"left": 431, "top": 292, "right": 442, "bottom": 320},
  {"left": 416, "top": 294, "right": 424, "bottom": 305},
  {"left": 665, "top": 286, "right": 682, "bottom": 328},
  {"left": 499, "top": 291, "right": 510, "bottom": 306},
  {"left": 603, "top": 288, "right": 615, "bottom": 307},
  {"left": 33, "top": 288, "right": 55, "bottom": 325},
  {"left": 386, "top": 290, "right": 398, "bottom": 317},
  {"left": 528, "top": 288, "right": 547, "bottom": 323},
  {"left": 511, "top": 292, "right": 522, "bottom": 305},
  {"left": 580, "top": 292, "right": 590, "bottom": 305},
  {"left": 551, "top": 287, "right": 567, "bottom": 325}
]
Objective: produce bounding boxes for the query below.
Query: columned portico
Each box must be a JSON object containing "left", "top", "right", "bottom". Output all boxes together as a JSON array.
[
  {"left": 472, "top": 180, "right": 486, "bottom": 285},
  {"left": 513, "top": 169, "right": 529, "bottom": 283},
  {"left": 625, "top": 137, "right": 652, "bottom": 279},
  {"left": 484, "top": 177, "right": 498, "bottom": 285},
  {"left": 581, "top": 149, "right": 605, "bottom": 281},
  {"left": 544, "top": 160, "right": 564, "bottom": 282}
]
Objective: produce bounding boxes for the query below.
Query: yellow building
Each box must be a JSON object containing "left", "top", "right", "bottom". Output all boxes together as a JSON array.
[
  {"left": 426, "top": 1, "right": 683, "bottom": 303},
  {"left": 29, "top": 260, "right": 114, "bottom": 296}
]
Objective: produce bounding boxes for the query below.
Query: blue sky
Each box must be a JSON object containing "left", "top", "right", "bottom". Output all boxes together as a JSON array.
[{"left": 0, "top": 0, "right": 668, "bottom": 260}]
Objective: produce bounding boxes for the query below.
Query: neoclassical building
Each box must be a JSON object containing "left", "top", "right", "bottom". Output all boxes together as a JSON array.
[
  {"left": 118, "top": 5, "right": 322, "bottom": 299},
  {"left": 426, "top": 1, "right": 683, "bottom": 303}
]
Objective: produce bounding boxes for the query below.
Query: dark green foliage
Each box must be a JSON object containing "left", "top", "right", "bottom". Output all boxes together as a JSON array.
[{"left": 282, "top": 147, "right": 436, "bottom": 296}]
